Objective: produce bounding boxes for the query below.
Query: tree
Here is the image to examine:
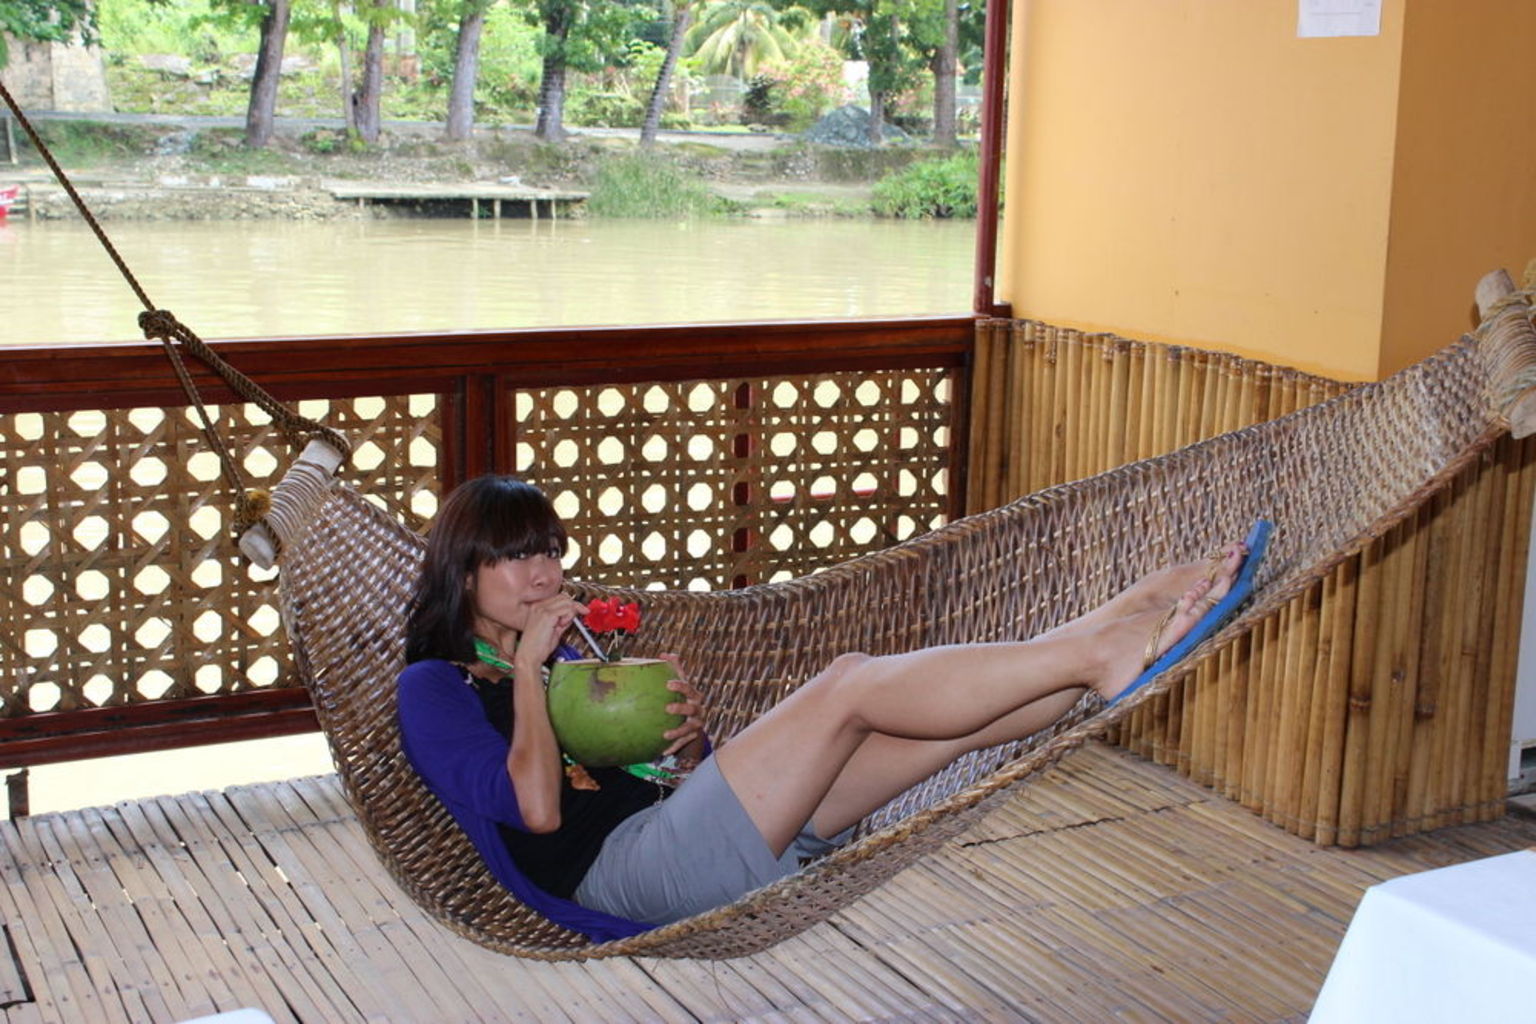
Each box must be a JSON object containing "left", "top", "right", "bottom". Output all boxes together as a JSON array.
[
  {"left": 445, "top": 0, "right": 495, "bottom": 140},
  {"left": 639, "top": 0, "right": 693, "bottom": 146},
  {"left": 351, "top": 0, "right": 394, "bottom": 142},
  {"left": 246, "top": 0, "right": 293, "bottom": 148},
  {"left": 858, "top": 4, "right": 920, "bottom": 145},
  {"left": 527, "top": 0, "right": 630, "bottom": 142},
  {"left": 900, "top": 0, "right": 982, "bottom": 148},
  {"left": 0, "top": 0, "right": 98, "bottom": 67},
  {"left": 684, "top": 0, "right": 810, "bottom": 79},
  {"left": 799, "top": 0, "right": 917, "bottom": 144},
  {"left": 930, "top": 0, "right": 957, "bottom": 147},
  {"left": 532, "top": 0, "right": 576, "bottom": 140}
]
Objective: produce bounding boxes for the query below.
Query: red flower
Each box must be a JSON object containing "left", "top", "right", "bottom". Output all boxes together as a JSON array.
[
  {"left": 583, "top": 599, "right": 640, "bottom": 634},
  {"left": 585, "top": 598, "right": 614, "bottom": 632}
]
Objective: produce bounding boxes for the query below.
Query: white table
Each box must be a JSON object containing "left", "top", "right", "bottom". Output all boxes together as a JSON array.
[{"left": 1310, "top": 849, "right": 1536, "bottom": 1023}]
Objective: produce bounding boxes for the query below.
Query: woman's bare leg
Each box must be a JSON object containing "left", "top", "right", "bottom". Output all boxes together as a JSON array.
[{"left": 714, "top": 549, "right": 1241, "bottom": 854}]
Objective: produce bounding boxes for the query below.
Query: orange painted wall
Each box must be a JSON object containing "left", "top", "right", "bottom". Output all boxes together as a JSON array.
[
  {"left": 1378, "top": 2, "right": 1536, "bottom": 376},
  {"left": 999, "top": 0, "right": 1455, "bottom": 382}
]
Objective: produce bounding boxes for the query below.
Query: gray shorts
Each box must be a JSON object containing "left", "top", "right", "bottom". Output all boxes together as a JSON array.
[{"left": 573, "top": 755, "right": 850, "bottom": 925}]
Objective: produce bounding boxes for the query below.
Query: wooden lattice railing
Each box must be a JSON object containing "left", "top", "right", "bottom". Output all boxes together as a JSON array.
[{"left": 0, "top": 317, "right": 972, "bottom": 767}]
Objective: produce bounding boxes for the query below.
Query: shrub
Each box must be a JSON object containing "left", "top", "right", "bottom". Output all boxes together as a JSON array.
[
  {"left": 756, "top": 42, "right": 848, "bottom": 132},
  {"left": 871, "top": 149, "right": 979, "bottom": 219},
  {"left": 568, "top": 90, "right": 645, "bottom": 128},
  {"left": 587, "top": 152, "right": 719, "bottom": 218}
]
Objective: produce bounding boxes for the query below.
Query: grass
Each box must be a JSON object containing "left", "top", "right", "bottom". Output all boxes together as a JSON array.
[
  {"left": 870, "top": 149, "right": 980, "bottom": 219},
  {"left": 21, "top": 120, "right": 164, "bottom": 167},
  {"left": 586, "top": 151, "right": 721, "bottom": 219}
]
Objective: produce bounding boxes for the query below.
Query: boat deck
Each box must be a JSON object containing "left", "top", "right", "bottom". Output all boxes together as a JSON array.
[{"left": 3, "top": 741, "right": 1533, "bottom": 1024}]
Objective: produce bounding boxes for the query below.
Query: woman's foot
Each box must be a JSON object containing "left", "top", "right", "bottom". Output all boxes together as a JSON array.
[
  {"left": 1047, "top": 542, "right": 1248, "bottom": 640},
  {"left": 1093, "top": 545, "right": 1245, "bottom": 701}
]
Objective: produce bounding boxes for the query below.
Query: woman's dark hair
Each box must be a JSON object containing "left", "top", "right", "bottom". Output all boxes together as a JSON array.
[{"left": 404, "top": 475, "right": 568, "bottom": 664}]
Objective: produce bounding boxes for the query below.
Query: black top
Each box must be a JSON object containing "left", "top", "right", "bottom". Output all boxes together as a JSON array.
[{"left": 468, "top": 674, "right": 667, "bottom": 898}]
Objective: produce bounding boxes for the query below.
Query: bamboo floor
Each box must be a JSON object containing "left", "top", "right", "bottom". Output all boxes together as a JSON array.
[{"left": 2, "top": 742, "right": 1533, "bottom": 1024}]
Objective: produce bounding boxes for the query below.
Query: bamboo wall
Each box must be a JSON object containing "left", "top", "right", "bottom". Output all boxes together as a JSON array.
[{"left": 967, "top": 319, "right": 1536, "bottom": 846}]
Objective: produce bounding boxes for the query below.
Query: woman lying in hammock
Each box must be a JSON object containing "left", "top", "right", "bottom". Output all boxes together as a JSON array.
[{"left": 397, "top": 475, "right": 1249, "bottom": 943}]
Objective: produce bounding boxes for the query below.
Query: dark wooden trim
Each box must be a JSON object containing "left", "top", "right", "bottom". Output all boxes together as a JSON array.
[
  {"left": 0, "top": 317, "right": 976, "bottom": 410},
  {"left": 438, "top": 378, "right": 468, "bottom": 490},
  {"left": 0, "top": 689, "right": 319, "bottom": 768},
  {"left": 974, "top": 0, "right": 1012, "bottom": 318}
]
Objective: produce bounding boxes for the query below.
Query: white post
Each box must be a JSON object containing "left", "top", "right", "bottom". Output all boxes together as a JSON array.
[{"left": 1511, "top": 489, "right": 1536, "bottom": 787}]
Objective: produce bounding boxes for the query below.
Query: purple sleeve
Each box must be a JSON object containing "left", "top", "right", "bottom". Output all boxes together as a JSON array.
[{"left": 396, "top": 660, "right": 525, "bottom": 829}]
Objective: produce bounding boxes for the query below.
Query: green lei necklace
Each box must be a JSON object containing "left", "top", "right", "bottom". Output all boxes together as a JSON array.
[{"left": 473, "top": 637, "right": 514, "bottom": 674}]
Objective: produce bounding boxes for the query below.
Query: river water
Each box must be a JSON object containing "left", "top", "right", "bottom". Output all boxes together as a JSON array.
[
  {"left": 1, "top": 216, "right": 976, "bottom": 346},
  {"left": 4, "top": 213, "right": 974, "bottom": 812}
]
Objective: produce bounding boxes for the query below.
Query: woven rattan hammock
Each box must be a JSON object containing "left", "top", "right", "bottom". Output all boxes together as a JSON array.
[
  {"left": 9, "top": 79, "right": 1536, "bottom": 961},
  {"left": 227, "top": 269, "right": 1535, "bottom": 960}
]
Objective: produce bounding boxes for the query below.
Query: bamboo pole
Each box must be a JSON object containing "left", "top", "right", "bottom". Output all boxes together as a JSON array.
[
  {"left": 1410, "top": 489, "right": 1455, "bottom": 836},
  {"left": 1030, "top": 327, "right": 1053, "bottom": 499},
  {"left": 1300, "top": 567, "right": 1351, "bottom": 844},
  {"left": 1005, "top": 322, "right": 1029, "bottom": 503},
  {"left": 1274, "top": 589, "right": 1321, "bottom": 834},
  {"left": 1051, "top": 333, "right": 1072, "bottom": 486},
  {"left": 1124, "top": 343, "right": 1146, "bottom": 464},
  {"left": 1107, "top": 342, "right": 1131, "bottom": 469},
  {"left": 1239, "top": 614, "right": 1281, "bottom": 813},
  {"left": 1362, "top": 522, "right": 1421, "bottom": 843},
  {"left": 1383, "top": 512, "right": 1429, "bottom": 839},
  {"left": 1442, "top": 471, "right": 1487, "bottom": 831},
  {"left": 1467, "top": 446, "right": 1510, "bottom": 822},
  {"left": 1218, "top": 634, "right": 1252, "bottom": 804},
  {"left": 1136, "top": 343, "right": 1157, "bottom": 462},
  {"left": 966, "top": 323, "right": 997, "bottom": 512},
  {"left": 1336, "top": 538, "right": 1386, "bottom": 847},
  {"left": 1455, "top": 453, "right": 1502, "bottom": 826}
]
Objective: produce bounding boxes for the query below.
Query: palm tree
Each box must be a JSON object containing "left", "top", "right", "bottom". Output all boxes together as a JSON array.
[
  {"left": 684, "top": 0, "right": 812, "bottom": 79},
  {"left": 640, "top": 0, "right": 695, "bottom": 146}
]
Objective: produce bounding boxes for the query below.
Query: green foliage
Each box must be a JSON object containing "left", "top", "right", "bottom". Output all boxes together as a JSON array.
[
  {"left": 527, "top": 0, "right": 638, "bottom": 76},
  {"left": 684, "top": 0, "right": 813, "bottom": 78},
  {"left": 99, "top": 0, "right": 254, "bottom": 60},
  {"left": 754, "top": 39, "right": 847, "bottom": 131},
  {"left": 567, "top": 90, "right": 643, "bottom": 127},
  {"left": 18, "top": 119, "right": 158, "bottom": 165},
  {"left": 417, "top": 0, "right": 542, "bottom": 120},
  {"left": 565, "top": 38, "right": 667, "bottom": 127},
  {"left": 871, "top": 149, "right": 977, "bottom": 218},
  {"left": 586, "top": 151, "right": 719, "bottom": 218},
  {"left": 298, "top": 127, "right": 348, "bottom": 154},
  {"left": 2, "top": 0, "right": 98, "bottom": 67}
]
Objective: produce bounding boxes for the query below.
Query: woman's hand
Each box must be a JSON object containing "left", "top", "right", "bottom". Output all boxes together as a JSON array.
[
  {"left": 512, "top": 592, "right": 586, "bottom": 673},
  {"left": 659, "top": 653, "right": 709, "bottom": 761}
]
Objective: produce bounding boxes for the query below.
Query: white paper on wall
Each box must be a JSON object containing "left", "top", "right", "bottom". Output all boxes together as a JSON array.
[{"left": 1297, "top": 0, "right": 1382, "bottom": 38}]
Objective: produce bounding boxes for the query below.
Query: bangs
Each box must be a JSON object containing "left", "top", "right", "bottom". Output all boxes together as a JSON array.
[{"left": 471, "top": 481, "right": 568, "bottom": 564}]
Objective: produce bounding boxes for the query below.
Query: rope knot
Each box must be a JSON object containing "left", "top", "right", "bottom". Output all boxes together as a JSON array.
[{"left": 138, "top": 309, "right": 181, "bottom": 341}]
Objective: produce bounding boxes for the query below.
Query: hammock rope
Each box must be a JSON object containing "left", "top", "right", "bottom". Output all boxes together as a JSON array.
[{"left": 0, "top": 76, "right": 350, "bottom": 537}]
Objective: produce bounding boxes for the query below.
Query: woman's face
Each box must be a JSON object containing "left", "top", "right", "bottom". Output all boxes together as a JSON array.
[{"left": 468, "top": 549, "right": 565, "bottom": 637}]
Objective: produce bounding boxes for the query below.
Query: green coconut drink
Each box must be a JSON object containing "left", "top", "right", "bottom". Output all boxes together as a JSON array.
[{"left": 546, "top": 657, "right": 683, "bottom": 767}]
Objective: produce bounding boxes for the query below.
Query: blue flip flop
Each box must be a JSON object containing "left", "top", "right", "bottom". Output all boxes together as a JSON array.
[{"left": 1108, "top": 519, "right": 1274, "bottom": 707}]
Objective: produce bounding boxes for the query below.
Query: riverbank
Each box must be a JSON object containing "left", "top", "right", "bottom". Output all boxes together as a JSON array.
[{"left": 3, "top": 112, "right": 919, "bottom": 222}]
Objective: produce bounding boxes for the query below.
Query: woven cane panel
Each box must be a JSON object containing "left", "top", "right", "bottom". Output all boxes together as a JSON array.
[
  {"left": 511, "top": 371, "right": 953, "bottom": 591},
  {"left": 0, "top": 394, "right": 439, "bottom": 717}
]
